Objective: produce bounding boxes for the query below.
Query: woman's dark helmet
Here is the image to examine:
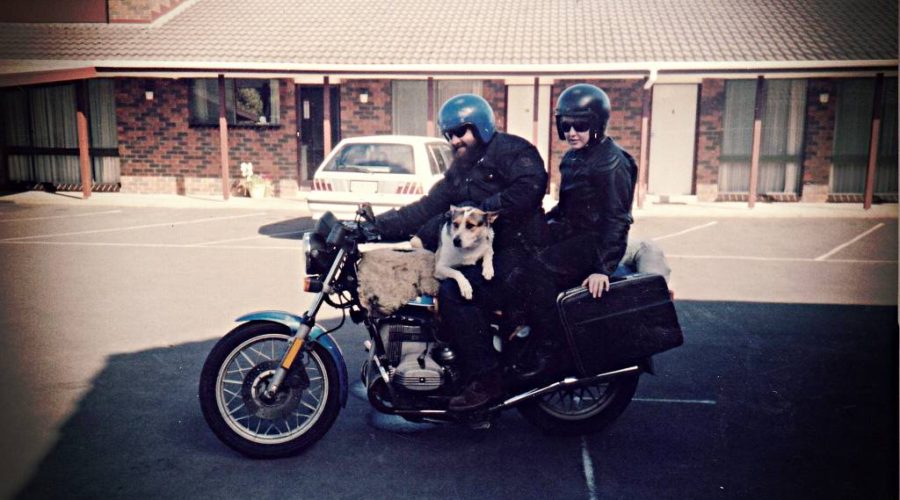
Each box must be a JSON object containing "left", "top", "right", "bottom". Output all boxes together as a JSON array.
[
  {"left": 438, "top": 94, "right": 496, "bottom": 144},
  {"left": 555, "top": 84, "right": 611, "bottom": 141}
]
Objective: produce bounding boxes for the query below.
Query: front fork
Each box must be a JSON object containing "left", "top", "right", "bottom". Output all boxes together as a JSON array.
[{"left": 263, "top": 247, "right": 347, "bottom": 399}]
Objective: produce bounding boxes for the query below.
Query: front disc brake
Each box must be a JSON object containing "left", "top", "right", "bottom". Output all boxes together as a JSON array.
[{"left": 242, "top": 361, "right": 303, "bottom": 420}]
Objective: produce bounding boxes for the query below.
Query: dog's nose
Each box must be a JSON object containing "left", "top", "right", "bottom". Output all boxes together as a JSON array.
[{"left": 453, "top": 237, "right": 462, "bottom": 248}]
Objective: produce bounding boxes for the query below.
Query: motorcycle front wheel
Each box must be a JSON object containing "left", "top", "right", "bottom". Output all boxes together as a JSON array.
[
  {"left": 517, "top": 372, "right": 639, "bottom": 436},
  {"left": 199, "top": 321, "right": 341, "bottom": 458}
]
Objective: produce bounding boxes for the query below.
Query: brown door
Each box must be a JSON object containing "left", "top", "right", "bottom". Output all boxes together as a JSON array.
[{"left": 296, "top": 85, "right": 341, "bottom": 182}]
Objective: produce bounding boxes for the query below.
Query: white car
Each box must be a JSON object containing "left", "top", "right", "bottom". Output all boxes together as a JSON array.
[{"left": 306, "top": 135, "right": 453, "bottom": 220}]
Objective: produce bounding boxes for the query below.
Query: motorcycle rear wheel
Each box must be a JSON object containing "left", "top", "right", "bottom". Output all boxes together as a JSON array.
[
  {"left": 517, "top": 372, "right": 639, "bottom": 435},
  {"left": 199, "top": 321, "right": 341, "bottom": 458}
]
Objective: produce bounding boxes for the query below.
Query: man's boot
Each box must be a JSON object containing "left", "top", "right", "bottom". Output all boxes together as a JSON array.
[
  {"left": 449, "top": 368, "right": 504, "bottom": 412},
  {"left": 513, "top": 338, "right": 566, "bottom": 381}
]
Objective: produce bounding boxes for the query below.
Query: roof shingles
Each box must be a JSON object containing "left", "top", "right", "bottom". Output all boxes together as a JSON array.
[{"left": 0, "top": 0, "right": 895, "bottom": 71}]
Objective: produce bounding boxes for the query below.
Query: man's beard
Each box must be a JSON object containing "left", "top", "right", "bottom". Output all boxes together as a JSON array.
[{"left": 452, "top": 141, "right": 485, "bottom": 164}]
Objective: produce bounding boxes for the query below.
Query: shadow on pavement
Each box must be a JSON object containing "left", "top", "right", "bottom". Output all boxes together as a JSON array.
[
  {"left": 258, "top": 217, "right": 315, "bottom": 240},
  {"left": 15, "top": 302, "right": 899, "bottom": 499}
]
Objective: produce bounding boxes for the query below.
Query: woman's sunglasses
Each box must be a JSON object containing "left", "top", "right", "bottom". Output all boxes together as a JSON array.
[
  {"left": 443, "top": 125, "right": 470, "bottom": 141},
  {"left": 557, "top": 119, "right": 592, "bottom": 133}
]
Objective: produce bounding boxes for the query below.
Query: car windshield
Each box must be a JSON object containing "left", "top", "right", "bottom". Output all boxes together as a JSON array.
[{"left": 323, "top": 143, "right": 415, "bottom": 174}]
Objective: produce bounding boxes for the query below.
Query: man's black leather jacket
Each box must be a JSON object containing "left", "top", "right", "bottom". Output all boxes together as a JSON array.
[
  {"left": 375, "top": 132, "right": 548, "bottom": 251},
  {"left": 546, "top": 136, "right": 638, "bottom": 276}
]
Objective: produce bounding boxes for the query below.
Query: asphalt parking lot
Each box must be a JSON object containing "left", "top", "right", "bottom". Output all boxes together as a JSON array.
[{"left": 0, "top": 198, "right": 896, "bottom": 499}]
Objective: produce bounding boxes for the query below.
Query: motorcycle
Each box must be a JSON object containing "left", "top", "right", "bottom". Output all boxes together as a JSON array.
[{"left": 199, "top": 206, "right": 683, "bottom": 458}]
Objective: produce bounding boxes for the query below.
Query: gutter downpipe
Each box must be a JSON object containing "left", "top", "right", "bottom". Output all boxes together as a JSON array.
[
  {"left": 217, "top": 74, "right": 230, "bottom": 200},
  {"left": 748, "top": 75, "right": 766, "bottom": 208},
  {"left": 863, "top": 72, "right": 884, "bottom": 210},
  {"left": 636, "top": 67, "right": 657, "bottom": 209}
]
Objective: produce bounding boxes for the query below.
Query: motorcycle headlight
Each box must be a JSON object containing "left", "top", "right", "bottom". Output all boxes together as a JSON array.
[{"left": 302, "top": 231, "right": 330, "bottom": 276}]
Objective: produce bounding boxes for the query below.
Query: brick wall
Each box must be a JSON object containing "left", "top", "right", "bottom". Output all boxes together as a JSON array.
[
  {"left": 547, "top": 79, "right": 644, "bottom": 190},
  {"left": 340, "top": 79, "right": 392, "bottom": 138},
  {"left": 108, "top": 0, "right": 185, "bottom": 22},
  {"left": 801, "top": 79, "right": 837, "bottom": 202},
  {"left": 482, "top": 80, "right": 507, "bottom": 132},
  {"left": 696, "top": 79, "right": 725, "bottom": 201},
  {"left": 117, "top": 78, "right": 298, "bottom": 196}
]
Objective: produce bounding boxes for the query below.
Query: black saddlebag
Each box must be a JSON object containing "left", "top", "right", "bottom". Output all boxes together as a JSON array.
[{"left": 556, "top": 273, "right": 683, "bottom": 376}]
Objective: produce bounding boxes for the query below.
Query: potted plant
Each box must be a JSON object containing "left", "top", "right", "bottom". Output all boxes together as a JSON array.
[{"left": 240, "top": 162, "right": 267, "bottom": 198}]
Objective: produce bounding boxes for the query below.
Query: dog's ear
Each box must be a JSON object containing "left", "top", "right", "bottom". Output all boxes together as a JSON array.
[{"left": 485, "top": 211, "right": 499, "bottom": 224}]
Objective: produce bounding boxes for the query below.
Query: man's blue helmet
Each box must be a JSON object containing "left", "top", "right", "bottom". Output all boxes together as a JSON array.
[{"left": 438, "top": 94, "right": 496, "bottom": 143}]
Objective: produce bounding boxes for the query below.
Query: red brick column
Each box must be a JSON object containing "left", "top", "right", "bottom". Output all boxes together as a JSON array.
[
  {"left": 340, "top": 79, "right": 392, "bottom": 138},
  {"left": 109, "top": 0, "right": 186, "bottom": 23},
  {"left": 696, "top": 79, "right": 725, "bottom": 201},
  {"left": 482, "top": 80, "right": 507, "bottom": 132},
  {"left": 801, "top": 79, "right": 836, "bottom": 202}
]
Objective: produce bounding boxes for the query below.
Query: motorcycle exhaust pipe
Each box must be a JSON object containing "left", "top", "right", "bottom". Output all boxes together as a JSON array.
[
  {"left": 488, "top": 365, "right": 642, "bottom": 412},
  {"left": 373, "top": 365, "right": 641, "bottom": 419}
]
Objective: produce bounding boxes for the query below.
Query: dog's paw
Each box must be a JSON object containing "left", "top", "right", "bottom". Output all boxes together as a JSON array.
[
  {"left": 482, "top": 266, "right": 494, "bottom": 280},
  {"left": 409, "top": 236, "right": 423, "bottom": 249},
  {"left": 458, "top": 280, "right": 474, "bottom": 300}
]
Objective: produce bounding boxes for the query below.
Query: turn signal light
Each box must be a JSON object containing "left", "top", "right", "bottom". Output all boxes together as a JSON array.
[{"left": 304, "top": 277, "right": 324, "bottom": 293}]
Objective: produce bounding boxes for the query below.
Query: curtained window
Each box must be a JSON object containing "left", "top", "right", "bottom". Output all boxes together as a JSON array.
[
  {"left": 392, "top": 80, "right": 482, "bottom": 137},
  {"left": 189, "top": 79, "right": 280, "bottom": 126},
  {"left": 0, "top": 80, "right": 119, "bottom": 185},
  {"left": 88, "top": 79, "right": 120, "bottom": 183},
  {"left": 719, "top": 79, "right": 807, "bottom": 195},
  {"left": 831, "top": 78, "right": 898, "bottom": 194}
]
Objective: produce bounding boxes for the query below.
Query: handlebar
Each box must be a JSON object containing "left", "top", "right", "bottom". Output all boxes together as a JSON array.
[{"left": 357, "top": 203, "right": 376, "bottom": 224}]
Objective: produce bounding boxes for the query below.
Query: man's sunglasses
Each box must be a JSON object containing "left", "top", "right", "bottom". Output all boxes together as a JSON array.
[
  {"left": 443, "top": 125, "right": 470, "bottom": 141},
  {"left": 557, "top": 119, "right": 592, "bottom": 133}
]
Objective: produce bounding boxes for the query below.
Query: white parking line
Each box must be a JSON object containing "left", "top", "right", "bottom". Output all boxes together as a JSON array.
[
  {"left": 0, "top": 212, "right": 267, "bottom": 241},
  {"left": 634, "top": 397, "right": 717, "bottom": 405},
  {"left": 190, "top": 230, "right": 304, "bottom": 247},
  {"left": 0, "top": 209, "right": 122, "bottom": 222},
  {"left": 814, "top": 223, "right": 886, "bottom": 261},
  {"left": 581, "top": 436, "right": 598, "bottom": 500},
  {"left": 0, "top": 240, "right": 299, "bottom": 250},
  {"left": 668, "top": 254, "right": 897, "bottom": 264},
  {"left": 652, "top": 221, "right": 718, "bottom": 241}
]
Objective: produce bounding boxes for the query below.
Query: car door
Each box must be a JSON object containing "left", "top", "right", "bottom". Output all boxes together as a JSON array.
[{"left": 424, "top": 142, "right": 453, "bottom": 191}]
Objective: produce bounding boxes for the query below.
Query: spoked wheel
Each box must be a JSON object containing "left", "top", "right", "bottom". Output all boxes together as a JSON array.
[
  {"left": 199, "top": 321, "right": 341, "bottom": 458},
  {"left": 518, "top": 372, "right": 640, "bottom": 435}
]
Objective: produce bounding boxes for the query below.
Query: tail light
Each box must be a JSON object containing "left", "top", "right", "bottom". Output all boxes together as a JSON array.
[
  {"left": 313, "top": 179, "right": 333, "bottom": 191},
  {"left": 396, "top": 182, "right": 423, "bottom": 195}
]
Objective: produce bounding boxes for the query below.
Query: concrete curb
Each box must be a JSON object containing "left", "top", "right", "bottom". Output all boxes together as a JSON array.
[{"left": 0, "top": 191, "right": 312, "bottom": 212}]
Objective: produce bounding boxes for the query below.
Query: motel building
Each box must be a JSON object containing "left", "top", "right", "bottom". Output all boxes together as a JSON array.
[{"left": 0, "top": 0, "right": 896, "bottom": 208}]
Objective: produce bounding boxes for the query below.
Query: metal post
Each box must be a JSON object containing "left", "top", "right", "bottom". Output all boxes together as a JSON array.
[
  {"left": 637, "top": 79, "right": 653, "bottom": 209},
  {"left": 323, "top": 76, "right": 332, "bottom": 157},
  {"left": 863, "top": 73, "right": 884, "bottom": 210},
  {"left": 427, "top": 77, "right": 435, "bottom": 137},
  {"left": 748, "top": 76, "right": 766, "bottom": 208},
  {"left": 218, "top": 74, "right": 230, "bottom": 200},
  {"left": 76, "top": 80, "right": 92, "bottom": 199}
]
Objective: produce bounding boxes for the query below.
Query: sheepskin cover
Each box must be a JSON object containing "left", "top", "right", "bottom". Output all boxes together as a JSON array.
[{"left": 357, "top": 248, "right": 439, "bottom": 315}]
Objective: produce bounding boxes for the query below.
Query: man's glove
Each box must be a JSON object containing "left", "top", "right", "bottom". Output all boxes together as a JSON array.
[{"left": 358, "top": 220, "right": 381, "bottom": 243}]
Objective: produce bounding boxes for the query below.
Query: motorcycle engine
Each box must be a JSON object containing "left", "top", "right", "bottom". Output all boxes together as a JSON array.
[{"left": 379, "top": 322, "right": 444, "bottom": 392}]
